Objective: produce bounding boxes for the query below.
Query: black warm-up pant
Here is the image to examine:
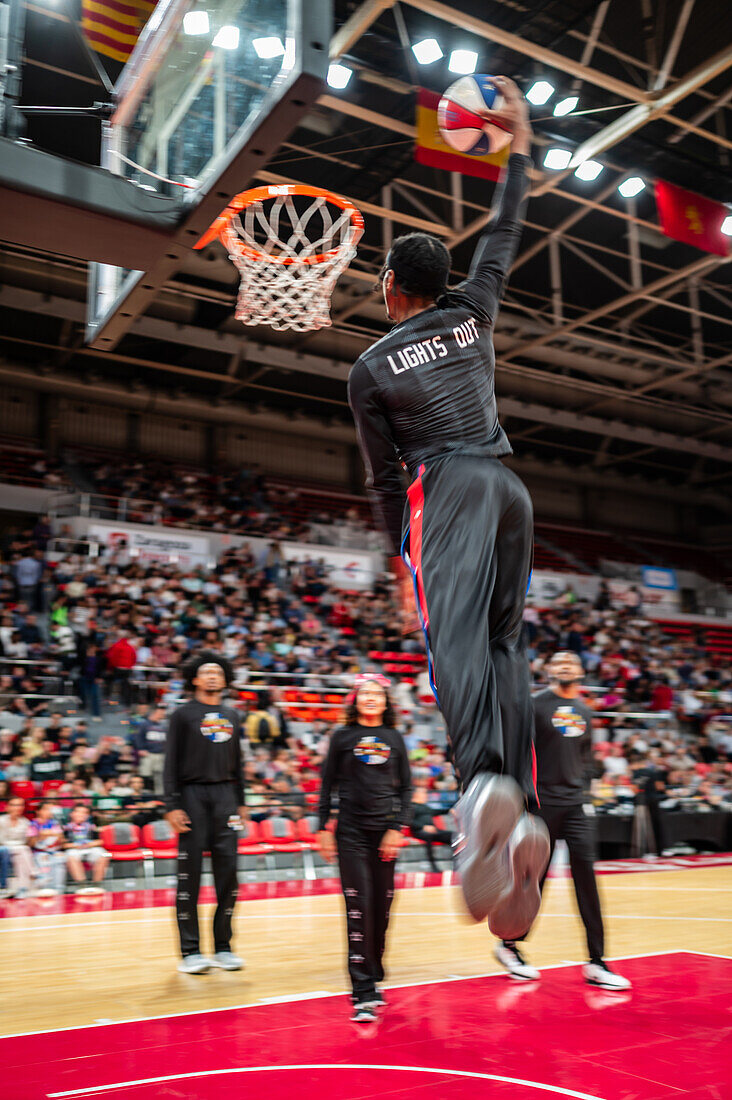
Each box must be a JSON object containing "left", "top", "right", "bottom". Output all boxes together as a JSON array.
[
  {"left": 518, "top": 802, "right": 604, "bottom": 961},
  {"left": 337, "top": 827, "right": 395, "bottom": 1002},
  {"left": 176, "top": 782, "right": 239, "bottom": 957},
  {"left": 404, "top": 455, "right": 535, "bottom": 798}
]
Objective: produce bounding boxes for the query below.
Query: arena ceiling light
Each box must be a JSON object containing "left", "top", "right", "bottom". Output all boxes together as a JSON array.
[
  {"left": 448, "top": 49, "right": 478, "bottom": 75},
  {"left": 543, "top": 148, "right": 572, "bottom": 170},
  {"left": 526, "top": 80, "right": 554, "bottom": 106},
  {"left": 722, "top": 214, "right": 732, "bottom": 236},
  {"left": 412, "top": 38, "right": 443, "bottom": 65},
  {"left": 618, "top": 176, "right": 646, "bottom": 198},
  {"left": 252, "top": 36, "right": 285, "bottom": 59},
  {"left": 213, "top": 25, "right": 239, "bottom": 49},
  {"left": 327, "top": 63, "right": 353, "bottom": 89},
  {"left": 554, "top": 95, "right": 578, "bottom": 116},
  {"left": 574, "top": 159, "right": 603, "bottom": 181},
  {"left": 183, "top": 10, "right": 209, "bottom": 35}
]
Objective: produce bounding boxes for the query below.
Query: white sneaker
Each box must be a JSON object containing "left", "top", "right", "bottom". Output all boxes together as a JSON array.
[
  {"left": 494, "top": 941, "right": 540, "bottom": 981},
  {"left": 453, "top": 774, "right": 523, "bottom": 923},
  {"left": 583, "top": 961, "right": 632, "bottom": 990},
  {"left": 177, "top": 954, "right": 211, "bottom": 974},
  {"left": 488, "top": 814, "right": 550, "bottom": 941},
  {"left": 208, "top": 951, "right": 245, "bottom": 971}
]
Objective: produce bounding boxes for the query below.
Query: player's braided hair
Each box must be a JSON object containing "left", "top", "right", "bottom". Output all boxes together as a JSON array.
[
  {"left": 381, "top": 232, "right": 451, "bottom": 298},
  {"left": 183, "top": 650, "right": 234, "bottom": 691}
]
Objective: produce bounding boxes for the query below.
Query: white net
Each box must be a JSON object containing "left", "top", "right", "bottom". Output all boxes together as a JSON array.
[{"left": 222, "top": 191, "right": 362, "bottom": 332}]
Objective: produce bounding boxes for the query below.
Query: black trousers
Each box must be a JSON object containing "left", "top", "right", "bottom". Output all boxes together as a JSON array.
[
  {"left": 176, "top": 782, "right": 239, "bottom": 957},
  {"left": 406, "top": 455, "right": 535, "bottom": 797},
  {"left": 520, "top": 802, "right": 604, "bottom": 961},
  {"left": 412, "top": 826, "right": 453, "bottom": 868},
  {"left": 337, "top": 826, "right": 395, "bottom": 1002}
]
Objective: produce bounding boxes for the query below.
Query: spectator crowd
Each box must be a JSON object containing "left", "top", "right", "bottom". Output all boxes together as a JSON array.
[{"left": 0, "top": 496, "right": 730, "bottom": 898}]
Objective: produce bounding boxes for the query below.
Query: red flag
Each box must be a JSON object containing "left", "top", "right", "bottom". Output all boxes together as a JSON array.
[
  {"left": 654, "top": 179, "right": 730, "bottom": 256},
  {"left": 414, "top": 88, "right": 509, "bottom": 182}
]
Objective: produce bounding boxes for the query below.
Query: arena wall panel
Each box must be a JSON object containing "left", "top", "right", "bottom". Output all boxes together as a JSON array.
[
  {"left": 138, "top": 416, "right": 205, "bottom": 461},
  {"left": 58, "top": 400, "right": 127, "bottom": 449},
  {"left": 226, "top": 427, "right": 349, "bottom": 486},
  {"left": 0, "top": 388, "right": 37, "bottom": 438}
]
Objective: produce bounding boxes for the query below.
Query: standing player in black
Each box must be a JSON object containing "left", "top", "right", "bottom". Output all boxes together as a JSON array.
[
  {"left": 318, "top": 675, "right": 411, "bottom": 1022},
  {"left": 164, "top": 652, "right": 245, "bottom": 974},
  {"left": 348, "top": 77, "right": 548, "bottom": 933},
  {"left": 495, "top": 652, "right": 631, "bottom": 990}
]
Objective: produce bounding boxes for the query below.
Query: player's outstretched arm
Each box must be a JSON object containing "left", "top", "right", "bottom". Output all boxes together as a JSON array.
[{"left": 458, "top": 77, "right": 532, "bottom": 322}]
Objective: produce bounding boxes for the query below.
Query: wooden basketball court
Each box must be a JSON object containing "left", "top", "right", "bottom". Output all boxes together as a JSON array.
[{"left": 2, "top": 857, "right": 731, "bottom": 1100}]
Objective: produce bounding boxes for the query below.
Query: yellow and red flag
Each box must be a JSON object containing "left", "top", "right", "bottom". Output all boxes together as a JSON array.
[
  {"left": 82, "top": 0, "right": 157, "bottom": 65},
  {"left": 654, "top": 179, "right": 730, "bottom": 257},
  {"left": 414, "top": 88, "right": 509, "bottom": 181}
]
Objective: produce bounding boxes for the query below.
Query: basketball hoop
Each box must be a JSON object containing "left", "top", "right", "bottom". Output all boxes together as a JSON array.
[{"left": 195, "top": 184, "right": 364, "bottom": 332}]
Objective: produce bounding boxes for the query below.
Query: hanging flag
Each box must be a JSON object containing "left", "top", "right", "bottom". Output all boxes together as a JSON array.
[
  {"left": 82, "top": 0, "right": 157, "bottom": 65},
  {"left": 654, "top": 179, "right": 730, "bottom": 257},
  {"left": 414, "top": 88, "right": 509, "bottom": 181}
]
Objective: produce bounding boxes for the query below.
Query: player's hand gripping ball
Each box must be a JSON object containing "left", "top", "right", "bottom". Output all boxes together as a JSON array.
[{"left": 438, "top": 74, "right": 513, "bottom": 156}]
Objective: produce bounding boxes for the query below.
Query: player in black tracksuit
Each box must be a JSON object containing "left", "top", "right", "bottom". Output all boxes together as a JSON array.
[
  {"left": 349, "top": 79, "right": 548, "bottom": 930},
  {"left": 164, "top": 652, "right": 245, "bottom": 974},
  {"left": 318, "top": 676, "right": 411, "bottom": 1021},
  {"left": 494, "top": 652, "right": 631, "bottom": 990}
]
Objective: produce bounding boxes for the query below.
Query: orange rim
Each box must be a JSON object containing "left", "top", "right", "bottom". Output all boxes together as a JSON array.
[{"left": 194, "top": 184, "right": 364, "bottom": 265}]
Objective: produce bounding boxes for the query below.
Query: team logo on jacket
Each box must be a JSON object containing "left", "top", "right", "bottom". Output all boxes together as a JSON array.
[
  {"left": 200, "top": 712, "right": 234, "bottom": 743},
  {"left": 354, "top": 736, "right": 391, "bottom": 765},
  {"left": 551, "top": 706, "right": 586, "bottom": 738}
]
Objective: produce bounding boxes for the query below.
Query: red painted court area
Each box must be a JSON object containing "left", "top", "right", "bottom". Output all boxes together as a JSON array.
[{"left": 3, "top": 951, "right": 729, "bottom": 1099}]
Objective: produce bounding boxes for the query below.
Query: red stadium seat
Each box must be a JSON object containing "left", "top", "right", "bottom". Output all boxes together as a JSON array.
[
  {"left": 237, "top": 819, "right": 271, "bottom": 856},
  {"left": 141, "top": 820, "right": 178, "bottom": 859},
  {"left": 41, "top": 780, "right": 65, "bottom": 796},
  {"left": 9, "top": 780, "right": 37, "bottom": 802},
  {"left": 295, "top": 815, "right": 321, "bottom": 849},
  {"left": 259, "top": 816, "right": 305, "bottom": 852},
  {"left": 100, "top": 823, "right": 146, "bottom": 866}
]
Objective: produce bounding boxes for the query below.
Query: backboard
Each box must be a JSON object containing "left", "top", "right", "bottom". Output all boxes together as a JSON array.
[{"left": 86, "top": 0, "right": 331, "bottom": 347}]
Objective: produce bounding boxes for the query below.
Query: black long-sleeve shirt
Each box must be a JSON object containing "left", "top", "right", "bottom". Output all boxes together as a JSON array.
[
  {"left": 533, "top": 689, "right": 595, "bottom": 806},
  {"left": 348, "top": 153, "right": 531, "bottom": 554},
  {"left": 163, "top": 699, "right": 244, "bottom": 811},
  {"left": 318, "top": 723, "right": 412, "bottom": 832}
]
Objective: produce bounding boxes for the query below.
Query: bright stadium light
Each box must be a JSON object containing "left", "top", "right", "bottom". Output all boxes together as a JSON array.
[
  {"left": 449, "top": 49, "right": 478, "bottom": 75},
  {"left": 183, "top": 10, "right": 209, "bottom": 35},
  {"left": 327, "top": 63, "right": 353, "bottom": 90},
  {"left": 253, "top": 36, "right": 285, "bottom": 59},
  {"left": 574, "top": 159, "right": 603, "bottom": 181},
  {"left": 554, "top": 95, "right": 578, "bottom": 116},
  {"left": 213, "top": 24, "right": 239, "bottom": 49},
  {"left": 526, "top": 80, "right": 554, "bottom": 105},
  {"left": 544, "top": 148, "right": 572, "bottom": 170},
  {"left": 412, "top": 37, "right": 443, "bottom": 65},
  {"left": 618, "top": 176, "right": 646, "bottom": 198},
  {"left": 722, "top": 214, "right": 732, "bottom": 236}
]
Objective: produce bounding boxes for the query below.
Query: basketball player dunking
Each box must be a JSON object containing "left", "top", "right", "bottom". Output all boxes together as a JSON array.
[{"left": 349, "top": 77, "right": 549, "bottom": 937}]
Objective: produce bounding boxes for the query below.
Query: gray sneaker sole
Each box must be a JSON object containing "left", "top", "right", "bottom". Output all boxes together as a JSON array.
[
  {"left": 457, "top": 775, "right": 524, "bottom": 923},
  {"left": 488, "top": 815, "right": 551, "bottom": 941}
]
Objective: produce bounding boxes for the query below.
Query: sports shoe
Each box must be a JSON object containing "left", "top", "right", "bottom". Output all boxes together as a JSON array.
[
  {"left": 208, "top": 951, "right": 245, "bottom": 971},
  {"left": 361, "top": 988, "right": 387, "bottom": 1009},
  {"left": 177, "top": 953, "right": 211, "bottom": 974},
  {"left": 351, "top": 1002, "right": 377, "bottom": 1022},
  {"left": 488, "top": 814, "right": 550, "bottom": 941},
  {"left": 453, "top": 773, "right": 523, "bottom": 922},
  {"left": 582, "top": 960, "right": 632, "bottom": 990},
  {"left": 494, "top": 941, "right": 540, "bottom": 981}
]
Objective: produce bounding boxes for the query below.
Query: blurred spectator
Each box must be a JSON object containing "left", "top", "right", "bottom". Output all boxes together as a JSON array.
[
  {"left": 63, "top": 804, "right": 109, "bottom": 891},
  {"left": 0, "top": 796, "right": 34, "bottom": 897},
  {"left": 28, "top": 801, "right": 66, "bottom": 894},
  {"left": 134, "top": 705, "right": 167, "bottom": 793}
]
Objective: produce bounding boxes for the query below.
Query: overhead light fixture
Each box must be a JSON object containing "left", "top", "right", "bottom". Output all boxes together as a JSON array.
[
  {"left": 526, "top": 80, "right": 554, "bottom": 106},
  {"left": 213, "top": 24, "right": 239, "bottom": 49},
  {"left": 252, "top": 36, "right": 285, "bottom": 59},
  {"left": 553, "top": 95, "right": 578, "bottom": 116},
  {"left": 544, "top": 148, "right": 572, "bottom": 170},
  {"left": 412, "top": 37, "right": 443, "bottom": 65},
  {"left": 448, "top": 49, "right": 478, "bottom": 75},
  {"left": 618, "top": 176, "right": 646, "bottom": 198},
  {"left": 183, "top": 10, "right": 209, "bottom": 35},
  {"left": 722, "top": 214, "right": 732, "bottom": 236},
  {"left": 574, "top": 159, "right": 603, "bottom": 181},
  {"left": 327, "top": 62, "right": 353, "bottom": 90}
]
